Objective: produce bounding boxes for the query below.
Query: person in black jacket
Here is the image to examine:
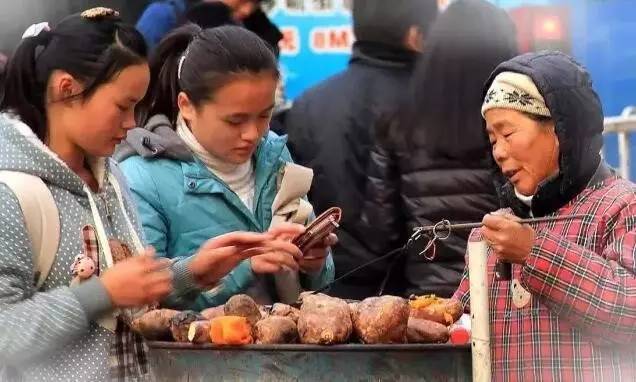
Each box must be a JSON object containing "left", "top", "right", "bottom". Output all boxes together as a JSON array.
[
  {"left": 186, "top": 0, "right": 283, "bottom": 56},
  {"left": 362, "top": 0, "right": 519, "bottom": 298},
  {"left": 285, "top": 0, "right": 439, "bottom": 300}
]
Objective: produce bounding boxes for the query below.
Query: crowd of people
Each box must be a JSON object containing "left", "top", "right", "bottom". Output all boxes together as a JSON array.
[{"left": 0, "top": 0, "right": 634, "bottom": 381}]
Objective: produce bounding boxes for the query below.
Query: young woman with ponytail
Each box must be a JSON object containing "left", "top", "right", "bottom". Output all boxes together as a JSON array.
[
  {"left": 116, "top": 24, "right": 335, "bottom": 310},
  {"left": 0, "top": 8, "right": 281, "bottom": 381}
]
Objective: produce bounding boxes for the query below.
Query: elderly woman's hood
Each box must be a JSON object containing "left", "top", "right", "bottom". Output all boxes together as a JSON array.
[{"left": 483, "top": 51, "right": 605, "bottom": 217}]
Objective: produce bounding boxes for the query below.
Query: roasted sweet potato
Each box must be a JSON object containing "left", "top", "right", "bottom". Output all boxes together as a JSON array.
[
  {"left": 353, "top": 296, "right": 409, "bottom": 344},
  {"left": 409, "top": 295, "right": 462, "bottom": 325},
  {"left": 407, "top": 318, "right": 450, "bottom": 344},
  {"left": 188, "top": 321, "right": 212, "bottom": 344},
  {"left": 170, "top": 311, "right": 204, "bottom": 342},
  {"left": 131, "top": 309, "right": 180, "bottom": 341},
  {"left": 209, "top": 316, "right": 254, "bottom": 345},
  {"left": 254, "top": 316, "right": 299, "bottom": 344},
  {"left": 201, "top": 305, "right": 225, "bottom": 320},
  {"left": 298, "top": 294, "right": 352, "bottom": 345},
  {"left": 224, "top": 295, "right": 262, "bottom": 326},
  {"left": 270, "top": 303, "right": 300, "bottom": 323},
  {"left": 259, "top": 305, "right": 271, "bottom": 319}
]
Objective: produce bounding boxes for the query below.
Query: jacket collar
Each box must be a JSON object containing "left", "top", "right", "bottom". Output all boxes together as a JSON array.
[{"left": 180, "top": 132, "right": 288, "bottom": 228}]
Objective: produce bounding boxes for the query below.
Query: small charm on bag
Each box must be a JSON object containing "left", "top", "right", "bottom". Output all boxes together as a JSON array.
[
  {"left": 512, "top": 278, "right": 532, "bottom": 308},
  {"left": 70, "top": 225, "right": 100, "bottom": 286}
]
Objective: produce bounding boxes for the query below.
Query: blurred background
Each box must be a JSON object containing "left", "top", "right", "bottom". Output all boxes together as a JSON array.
[{"left": 0, "top": 0, "right": 634, "bottom": 176}]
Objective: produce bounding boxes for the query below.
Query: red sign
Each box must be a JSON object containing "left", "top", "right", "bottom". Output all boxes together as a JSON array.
[
  {"left": 310, "top": 26, "right": 354, "bottom": 54},
  {"left": 279, "top": 27, "right": 301, "bottom": 56}
]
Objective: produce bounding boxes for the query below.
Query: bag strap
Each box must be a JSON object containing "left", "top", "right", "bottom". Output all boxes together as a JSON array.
[{"left": 0, "top": 171, "right": 60, "bottom": 289}]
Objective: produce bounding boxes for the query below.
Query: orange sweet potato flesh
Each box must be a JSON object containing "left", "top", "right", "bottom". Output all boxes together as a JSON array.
[{"left": 209, "top": 316, "right": 254, "bottom": 345}]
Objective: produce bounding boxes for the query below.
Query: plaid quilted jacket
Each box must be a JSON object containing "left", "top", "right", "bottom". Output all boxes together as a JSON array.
[{"left": 453, "top": 174, "right": 636, "bottom": 381}]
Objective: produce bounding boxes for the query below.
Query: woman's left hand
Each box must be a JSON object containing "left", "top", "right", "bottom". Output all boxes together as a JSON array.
[
  {"left": 482, "top": 213, "right": 535, "bottom": 264},
  {"left": 299, "top": 233, "right": 338, "bottom": 274}
]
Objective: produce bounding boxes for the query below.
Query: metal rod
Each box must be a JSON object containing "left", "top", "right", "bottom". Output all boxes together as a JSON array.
[
  {"left": 468, "top": 241, "right": 491, "bottom": 382},
  {"left": 413, "top": 214, "right": 588, "bottom": 234},
  {"left": 618, "top": 131, "right": 631, "bottom": 180}
]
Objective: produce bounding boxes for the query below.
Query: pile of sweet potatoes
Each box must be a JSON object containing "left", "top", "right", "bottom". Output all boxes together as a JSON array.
[{"left": 131, "top": 293, "right": 464, "bottom": 345}]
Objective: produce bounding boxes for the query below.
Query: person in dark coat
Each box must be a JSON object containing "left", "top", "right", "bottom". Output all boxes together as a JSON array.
[
  {"left": 362, "top": 0, "right": 518, "bottom": 298},
  {"left": 186, "top": 0, "right": 283, "bottom": 56},
  {"left": 285, "top": 0, "right": 439, "bottom": 300}
]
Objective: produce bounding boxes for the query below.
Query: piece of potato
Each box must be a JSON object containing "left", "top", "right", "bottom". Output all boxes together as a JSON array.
[
  {"left": 409, "top": 295, "right": 462, "bottom": 325},
  {"left": 407, "top": 318, "right": 450, "bottom": 344},
  {"left": 201, "top": 305, "right": 225, "bottom": 320},
  {"left": 270, "top": 303, "right": 300, "bottom": 323},
  {"left": 298, "top": 293, "right": 352, "bottom": 345},
  {"left": 353, "top": 296, "right": 409, "bottom": 344},
  {"left": 254, "top": 316, "right": 299, "bottom": 344},
  {"left": 259, "top": 305, "right": 271, "bottom": 319},
  {"left": 224, "top": 295, "right": 262, "bottom": 326},
  {"left": 170, "top": 311, "right": 204, "bottom": 342},
  {"left": 188, "top": 321, "right": 212, "bottom": 344},
  {"left": 209, "top": 316, "right": 254, "bottom": 345},
  {"left": 130, "top": 309, "right": 180, "bottom": 341}
]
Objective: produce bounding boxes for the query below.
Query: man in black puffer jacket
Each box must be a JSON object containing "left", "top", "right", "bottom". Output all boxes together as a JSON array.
[{"left": 286, "top": 0, "right": 438, "bottom": 300}]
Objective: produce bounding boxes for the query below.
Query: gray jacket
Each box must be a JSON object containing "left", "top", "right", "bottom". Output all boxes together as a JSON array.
[{"left": 0, "top": 114, "right": 201, "bottom": 381}]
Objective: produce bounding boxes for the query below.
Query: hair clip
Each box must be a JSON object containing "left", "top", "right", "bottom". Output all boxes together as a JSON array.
[
  {"left": 81, "top": 7, "right": 120, "bottom": 20},
  {"left": 22, "top": 22, "right": 50, "bottom": 40}
]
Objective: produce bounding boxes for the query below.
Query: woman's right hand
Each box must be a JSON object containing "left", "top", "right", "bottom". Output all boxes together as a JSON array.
[
  {"left": 188, "top": 231, "right": 274, "bottom": 287},
  {"left": 100, "top": 248, "right": 173, "bottom": 308},
  {"left": 250, "top": 223, "right": 305, "bottom": 274}
]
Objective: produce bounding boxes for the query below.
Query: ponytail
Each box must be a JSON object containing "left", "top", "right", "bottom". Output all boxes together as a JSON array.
[
  {"left": 2, "top": 34, "right": 51, "bottom": 138},
  {"left": 137, "top": 23, "right": 201, "bottom": 126}
]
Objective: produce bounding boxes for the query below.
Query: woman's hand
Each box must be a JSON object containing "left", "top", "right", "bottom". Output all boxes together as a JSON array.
[
  {"left": 482, "top": 212, "right": 535, "bottom": 264},
  {"left": 250, "top": 223, "right": 306, "bottom": 274},
  {"left": 188, "top": 231, "right": 274, "bottom": 288},
  {"left": 300, "top": 233, "right": 338, "bottom": 274},
  {"left": 100, "top": 247, "right": 173, "bottom": 308}
]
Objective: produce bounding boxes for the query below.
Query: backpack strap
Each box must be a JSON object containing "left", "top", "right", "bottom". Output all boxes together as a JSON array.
[{"left": 0, "top": 171, "right": 60, "bottom": 290}]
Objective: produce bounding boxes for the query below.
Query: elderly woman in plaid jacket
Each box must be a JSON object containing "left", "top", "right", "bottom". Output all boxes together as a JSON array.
[{"left": 453, "top": 51, "right": 636, "bottom": 381}]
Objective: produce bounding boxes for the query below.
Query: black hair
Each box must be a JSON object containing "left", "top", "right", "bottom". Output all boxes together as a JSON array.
[
  {"left": 397, "top": 0, "right": 518, "bottom": 159},
  {"left": 138, "top": 24, "right": 279, "bottom": 125},
  {"left": 525, "top": 113, "right": 553, "bottom": 124},
  {"left": 0, "top": 10, "right": 147, "bottom": 141}
]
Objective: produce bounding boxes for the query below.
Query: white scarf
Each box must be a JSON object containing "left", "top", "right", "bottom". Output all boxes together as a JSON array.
[
  {"left": 514, "top": 188, "right": 534, "bottom": 207},
  {"left": 176, "top": 116, "right": 256, "bottom": 211}
]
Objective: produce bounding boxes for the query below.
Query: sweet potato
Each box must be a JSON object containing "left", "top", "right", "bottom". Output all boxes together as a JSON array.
[
  {"left": 188, "top": 321, "right": 212, "bottom": 344},
  {"left": 209, "top": 316, "right": 254, "bottom": 345},
  {"left": 254, "top": 316, "right": 299, "bottom": 344},
  {"left": 201, "top": 305, "right": 225, "bottom": 320},
  {"left": 130, "top": 309, "right": 180, "bottom": 341},
  {"left": 409, "top": 295, "right": 462, "bottom": 325},
  {"left": 298, "top": 293, "right": 352, "bottom": 345},
  {"left": 353, "top": 296, "right": 409, "bottom": 344},
  {"left": 407, "top": 318, "right": 450, "bottom": 344},
  {"left": 259, "top": 305, "right": 271, "bottom": 319},
  {"left": 170, "top": 311, "right": 204, "bottom": 342},
  {"left": 270, "top": 303, "right": 300, "bottom": 323},
  {"left": 224, "top": 295, "right": 262, "bottom": 326}
]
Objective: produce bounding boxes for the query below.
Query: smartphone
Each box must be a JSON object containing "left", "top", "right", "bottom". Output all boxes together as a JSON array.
[{"left": 293, "top": 207, "right": 342, "bottom": 256}]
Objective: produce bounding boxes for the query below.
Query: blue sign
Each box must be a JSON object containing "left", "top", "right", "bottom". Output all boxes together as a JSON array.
[{"left": 268, "top": 0, "right": 353, "bottom": 100}]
